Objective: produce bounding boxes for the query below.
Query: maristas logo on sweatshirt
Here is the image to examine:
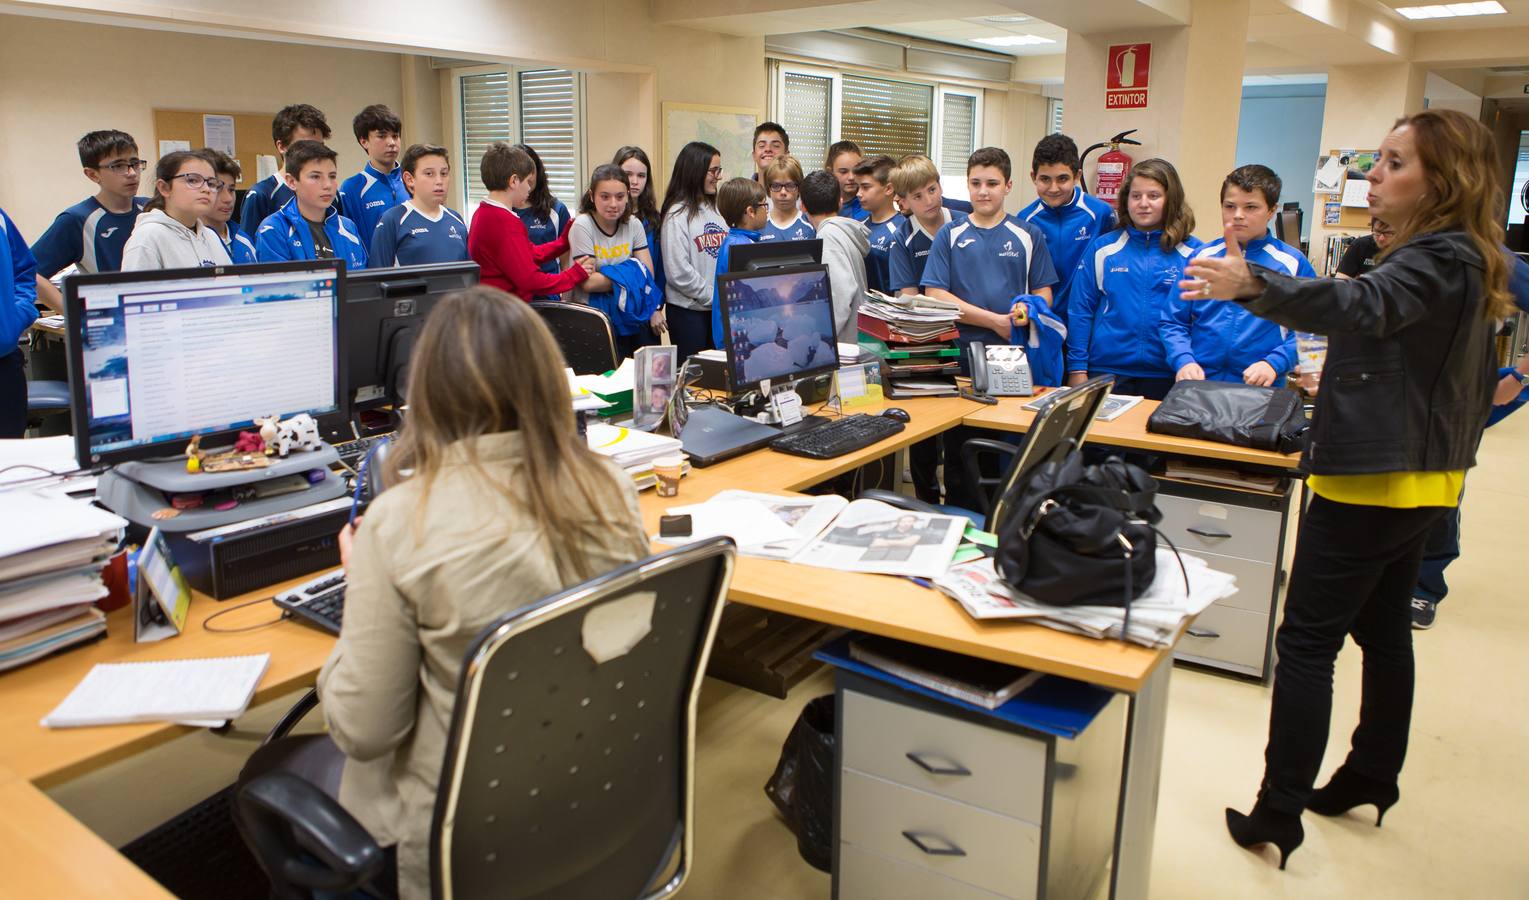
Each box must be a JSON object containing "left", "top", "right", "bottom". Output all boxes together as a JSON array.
[{"left": 696, "top": 223, "right": 727, "bottom": 258}]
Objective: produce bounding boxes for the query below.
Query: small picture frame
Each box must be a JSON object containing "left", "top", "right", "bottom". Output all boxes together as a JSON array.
[{"left": 634, "top": 345, "right": 679, "bottom": 432}]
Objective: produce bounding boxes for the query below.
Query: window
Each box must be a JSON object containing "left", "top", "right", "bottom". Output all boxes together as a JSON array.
[
  {"left": 456, "top": 67, "right": 583, "bottom": 216},
  {"left": 772, "top": 63, "right": 981, "bottom": 179},
  {"left": 1048, "top": 97, "right": 1064, "bottom": 136}
]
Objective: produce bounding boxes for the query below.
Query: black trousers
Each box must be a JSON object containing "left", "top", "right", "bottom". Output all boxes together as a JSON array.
[
  {"left": 0, "top": 349, "right": 25, "bottom": 438},
  {"left": 1260, "top": 494, "right": 1448, "bottom": 814}
]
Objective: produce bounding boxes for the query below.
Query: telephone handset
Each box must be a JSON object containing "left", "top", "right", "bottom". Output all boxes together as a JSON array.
[{"left": 966, "top": 342, "right": 1035, "bottom": 397}]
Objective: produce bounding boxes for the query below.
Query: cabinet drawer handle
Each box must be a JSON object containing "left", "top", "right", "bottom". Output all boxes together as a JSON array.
[
  {"left": 905, "top": 752, "right": 972, "bottom": 777},
  {"left": 1187, "top": 626, "right": 1221, "bottom": 639},
  {"left": 1187, "top": 525, "right": 1232, "bottom": 539},
  {"left": 902, "top": 831, "right": 968, "bottom": 857}
]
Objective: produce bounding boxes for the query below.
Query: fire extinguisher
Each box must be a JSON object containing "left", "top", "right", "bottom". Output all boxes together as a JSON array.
[{"left": 1080, "top": 129, "right": 1142, "bottom": 204}]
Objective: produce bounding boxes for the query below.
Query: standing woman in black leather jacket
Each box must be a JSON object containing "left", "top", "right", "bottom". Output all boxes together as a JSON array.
[{"left": 1179, "top": 108, "right": 1512, "bottom": 870}]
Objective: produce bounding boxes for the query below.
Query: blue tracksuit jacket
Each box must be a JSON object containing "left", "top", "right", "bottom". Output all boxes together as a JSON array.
[
  {"left": 1063, "top": 226, "right": 1202, "bottom": 379},
  {"left": 712, "top": 227, "right": 760, "bottom": 348},
  {"left": 255, "top": 200, "right": 368, "bottom": 270},
  {"left": 1017, "top": 187, "right": 1118, "bottom": 312},
  {"left": 588, "top": 257, "right": 663, "bottom": 337}
]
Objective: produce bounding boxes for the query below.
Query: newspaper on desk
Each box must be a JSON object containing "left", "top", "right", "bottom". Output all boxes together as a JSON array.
[
  {"left": 934, "top": 551, "right": 1240, "bottom": 648},
  {"left": 660, "top": 493, "right": 966, "bottom": 580}
]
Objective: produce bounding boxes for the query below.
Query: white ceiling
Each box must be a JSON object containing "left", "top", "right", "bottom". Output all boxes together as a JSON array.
[{"left": 876, "top": 15, "right": 1068, "bottom": 56}]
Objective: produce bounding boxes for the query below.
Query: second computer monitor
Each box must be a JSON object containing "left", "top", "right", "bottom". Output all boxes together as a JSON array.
[
  {"left": 342, "top": 261, "right": 479, "bottom": 414},
  {"left": 718, "top": 264, "right": 838, "bottom": 394},
  {"left": 726, "top": 238, "right": 823, "bottom": 273}
]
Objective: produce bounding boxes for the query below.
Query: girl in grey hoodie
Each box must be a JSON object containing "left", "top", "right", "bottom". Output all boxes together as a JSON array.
[
  {"left": 658, "top": 141, "right": 726, "bottom": 359},
  {"left": 121, "top": 150, "right": 231, "bottom": 271}
]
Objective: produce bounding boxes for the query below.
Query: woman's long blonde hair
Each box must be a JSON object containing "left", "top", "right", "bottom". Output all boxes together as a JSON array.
[
  {"left": 1117, "top": 158, "right": 1195, "bottom": 251},
  {"left": 1380, "top": 108, "right": 1512, "bottom": 320},
  {"left": 385, "top": 286, "right": 646, "bottom": 579}
]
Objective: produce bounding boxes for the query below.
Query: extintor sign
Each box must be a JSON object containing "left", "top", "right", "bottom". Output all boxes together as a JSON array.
[{"left": 1106, "top": 43, "right": 1151, "bottom": 110}]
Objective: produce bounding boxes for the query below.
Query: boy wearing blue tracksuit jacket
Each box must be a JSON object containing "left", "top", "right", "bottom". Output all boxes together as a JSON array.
[
  {"left": 256, "top": 141, "right": 368, "bottom": 270},
  {"left": 1064, "top": 158, "right": 1202, "bottom": 400},
  {"left": 240, "top": 104, "right": 337, "bottom": 239},
  {"left": 340, "top": 105, "right": 409, "bottom": 245},
  {"left": 1016, "top": 134, "right": 1117, "bottom": 315},
  {"left": 1, "top": 207, "right": 38, "bottom": 437},
  {"left": 1163, "top": 165, "right": 1311, "bottom": 387}
]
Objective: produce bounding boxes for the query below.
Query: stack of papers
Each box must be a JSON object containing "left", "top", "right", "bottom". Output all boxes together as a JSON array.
[
  {"left": 0, "top": 489, "right": 125, "bottom": 671},
  {"left": 857, "top": 291, "right": 961, "bottom": 343},
  {"left": 571, "top": 358, "right": 636, "bottom": 417},
  {"left": 586, "top": 422, "right": 683, "bottom": 468},
  {"left": 934, "top": 552, "right": 1238, "bottom": 648},
  {"left": 0, "top": 435, "right": 79, "bottom": 485}
]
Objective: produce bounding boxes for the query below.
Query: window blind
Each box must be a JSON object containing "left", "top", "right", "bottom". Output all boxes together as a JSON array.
[
  {"left": 782, "top": 72, "right": 832, "bottom": 169},
  {"left": 841, "top": 74, "right": 932, "bottom": 159},
  {"left": 1049, "top": 98, "right": 1064, "bottom": 135},
  {"left": 939, "top": 94, "right": 976, "bottom": 178},
  {"left": 460, "top": 71, "right": 513, "bottom": 210},
  {"left": 518, "top": 69, "right": 581, "bottom": 208}
]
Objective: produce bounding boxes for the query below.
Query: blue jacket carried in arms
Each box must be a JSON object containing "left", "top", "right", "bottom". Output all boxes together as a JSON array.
[
  {"left": 255, "top": 200, "right": 368, "bottom": 270},
  {"left": 1063, "top": 226, "right": 1202, "bottom": 379},
  {"left": 587, "top": 257, "right": 663, "bottom": 337},
  {"left": 712, "top": 227, "right": 760, "bottom": 348},
  {"left": 1017, "top": 186, "right": 1118, "bottom": 313},
  {"left": 1162, "top": 234, "right": 1311, "bottom": 384},
  {"left": 1, "top": 207, "right": 39, "bottom": 355},
  {"left": 1007, "top": 292, "right": 1067, "bottom": 389}
]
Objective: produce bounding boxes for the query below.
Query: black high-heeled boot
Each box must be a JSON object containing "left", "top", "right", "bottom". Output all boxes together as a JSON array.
[
  {"left": 1225, "top": 801, "right": 1304, "bottom": 870},
  {"left": 1307, "top": 766, "right": 1400, "bottom": 826}
]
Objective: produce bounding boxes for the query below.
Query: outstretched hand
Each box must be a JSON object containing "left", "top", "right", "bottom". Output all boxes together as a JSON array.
[{"left": 1178, "top": 224, "right": 1263, "bottom": 301}]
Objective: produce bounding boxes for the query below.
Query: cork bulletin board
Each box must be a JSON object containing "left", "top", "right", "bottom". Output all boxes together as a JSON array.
[
  {"left": 1314, "top": 148, "right": 1378, "bottom": 231},
  {"left": 151, "top": 109, "right": 275, "bottom": 189}
]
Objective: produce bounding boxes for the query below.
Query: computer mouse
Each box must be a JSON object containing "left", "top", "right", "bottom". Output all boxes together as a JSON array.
[{"left": 881, "top": 407, "right": 911, "bottom": 423}]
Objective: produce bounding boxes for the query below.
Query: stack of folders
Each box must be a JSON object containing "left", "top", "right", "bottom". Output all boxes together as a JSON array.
[
  {"left": 856, "top": 291, "right": 960, "bottom": 344},
  {"left": 586, "top": 423, "right": 687, "bottom": 490},
  {"left": 849, "top": 635, "right": 1042, "bottom": 710},
  {"left": 0, "top": 489, "right": 127, "bottom": 672},
  {"left": 858, "top": 293, "right": 964, "bottom": 399}
]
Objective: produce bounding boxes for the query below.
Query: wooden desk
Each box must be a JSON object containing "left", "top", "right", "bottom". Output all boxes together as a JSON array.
[{"left": 962, "top": 393, "right": 1304, "bottom": 471}]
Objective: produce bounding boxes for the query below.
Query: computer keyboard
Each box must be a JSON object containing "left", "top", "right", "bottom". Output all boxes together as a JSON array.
[
  {"left": 769, "top": 413, "right": 906, "bottom": 460},
  {"left": 334, "top": 432, "right": 394, "bottom": 468},
  {"left": 274, "top": 568, "right": 347, "bottom": 634}
]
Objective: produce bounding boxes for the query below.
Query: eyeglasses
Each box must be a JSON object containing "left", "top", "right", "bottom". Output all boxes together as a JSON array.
[
  {"left": 96, "top": 159, "right": 147, "bottom": 174},
  {"left": 768, "top": 181, "right": 798, "bottom": 194},
  {"left": 171, "top": 173, "right": 226, "bottom": 192},
  {"left": 706, "top": 166, "right": 724, "bottom": 177},
  {"left": 748, "top": 202, "right": 769, "bottom": 211}
]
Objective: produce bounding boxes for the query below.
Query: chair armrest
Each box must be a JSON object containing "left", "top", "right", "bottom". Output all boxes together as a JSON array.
[
  {"left": 856, "top": 489, "right": 944, "bottom": 516},
  {"left": 263, "top": 688, "right": 320, "bottom": 746},
  {"left": 237, "top": 772, "right": 385, "bottom": 894},
  {"left": 958, "top": 438, "right": 1020, "bottom": 520}
]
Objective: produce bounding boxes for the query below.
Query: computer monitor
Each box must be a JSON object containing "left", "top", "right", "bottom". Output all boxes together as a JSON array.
[
  {"left": 65, "top": 260, "right": 345, "bottom": 467},
  {"left": 717, "top": 264, "right": 839, "bottom": 395},
  {"left": 726, "top": 238, "right": 823, "bottom": 273},
  {"left": 986, "top": 375, "right": 1115, "bottom": 533},
  {"left": 341, "top": 261, "right": 478, "bottom": 417}
]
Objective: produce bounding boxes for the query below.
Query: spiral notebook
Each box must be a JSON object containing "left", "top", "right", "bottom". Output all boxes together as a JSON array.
[{"left": 41, "top": 653, "right": 270, "bottom": 728}]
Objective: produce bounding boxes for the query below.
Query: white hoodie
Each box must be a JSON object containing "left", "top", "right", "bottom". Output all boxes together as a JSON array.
[
  {"left": 120, "top": 208, "right": 232, "bottom": 271},
  {"left": 814, "top": 215, "right": 870, "bottom": 341}
]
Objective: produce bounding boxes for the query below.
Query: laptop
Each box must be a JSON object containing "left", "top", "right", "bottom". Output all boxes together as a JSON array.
[{"left": 678, "top": 406, "right": 781, "bottom": 467}]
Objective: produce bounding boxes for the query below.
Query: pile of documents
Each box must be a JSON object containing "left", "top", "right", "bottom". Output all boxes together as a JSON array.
[
  {"left": 934, "top": 551, "right": 1239, "bottom": 648},
  {"left": 570, "top": 358, "right": 635, "bottom": 418},
  {"left": 586, "top": 422, "right": 685, "bottom": 490},
  {"left": 0, "top": 489, "right": 126, "bottom": 671},
  {"left": 856, "top": 291, "right": 960, "bottom": 344}
]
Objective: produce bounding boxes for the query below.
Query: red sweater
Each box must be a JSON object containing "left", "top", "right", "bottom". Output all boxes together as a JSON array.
[{"left": 468, "top": 200, "right": 588, "bottom": 299}]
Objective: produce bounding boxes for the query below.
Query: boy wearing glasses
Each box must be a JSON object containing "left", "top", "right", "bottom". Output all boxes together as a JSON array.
[
  {"left": 759, "top": 155, "right": 814, "bottom": 243},
  {"left": 30, "top": 129, "right": 149, "bottom": 309},
  {"left": 710, "top": 177, "right": 769, "bottom": 348}
]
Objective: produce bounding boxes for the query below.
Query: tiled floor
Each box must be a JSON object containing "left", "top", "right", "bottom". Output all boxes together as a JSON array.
[{"left": 54, "top": 413, "right": 1529, "bottom": 897}]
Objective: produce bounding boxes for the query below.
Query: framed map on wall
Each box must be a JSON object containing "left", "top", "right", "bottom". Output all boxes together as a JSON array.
[{"left": 662, "top": 102, "right": 759, "bottom": 185}]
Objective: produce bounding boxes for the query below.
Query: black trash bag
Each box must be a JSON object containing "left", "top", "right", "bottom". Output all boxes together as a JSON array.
[{"left": 764, "top": 694, "right": 836, "bottom": 872}]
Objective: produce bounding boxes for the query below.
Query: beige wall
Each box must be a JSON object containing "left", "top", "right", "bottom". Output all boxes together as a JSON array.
[
  {"left": 986, "top": 88, "right": 1052, "bottom": 214},
  {"left": 0, "top": 16, "right": 418, "bottom": 237}
]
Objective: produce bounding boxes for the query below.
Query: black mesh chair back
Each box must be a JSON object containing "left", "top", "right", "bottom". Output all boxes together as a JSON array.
[
  {"left": 531, "top": 301, "right": 619, "bottom": 375},
  {"left": 430, "top": 537, "right": 735, "bottom": 900}
]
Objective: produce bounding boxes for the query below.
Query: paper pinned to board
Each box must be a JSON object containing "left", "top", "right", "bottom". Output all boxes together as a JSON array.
[
  {"left": 256, "top": 154, "right": 279, "bottom": 181},
  {"left": 1340, "top": 178, "right": 1370, "bottom": 209},
  {"left": 202, "top": 114, "right": 235, "bottom": 156},
  {"left": 158, "top": 140, "right": 191, "bottom": 157}
]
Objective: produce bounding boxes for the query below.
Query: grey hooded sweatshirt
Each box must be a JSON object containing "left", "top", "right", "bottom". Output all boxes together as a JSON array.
[
  {"left": 120, "top": 209, "right": 231, "bottom": 271},
  {"left": 814, "top": 215, "right": 870, "bottom": 341}
]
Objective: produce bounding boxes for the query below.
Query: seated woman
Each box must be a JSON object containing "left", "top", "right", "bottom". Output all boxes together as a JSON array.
[{"left": 243, "top": 285, "right": 650, "bottom": 899}]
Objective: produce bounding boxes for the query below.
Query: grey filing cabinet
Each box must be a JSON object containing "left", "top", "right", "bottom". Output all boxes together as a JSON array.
[
  {"left": 831, "top": 671, "right": 1126, "bottom": 900},
  {"left": 1156, "top": 477, "right": 1296, "bottom": 681}
]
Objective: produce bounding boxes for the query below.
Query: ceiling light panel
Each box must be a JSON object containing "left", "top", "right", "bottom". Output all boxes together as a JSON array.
[{"left": 973, "top": 34, "right": 1055, "bottom": 46}]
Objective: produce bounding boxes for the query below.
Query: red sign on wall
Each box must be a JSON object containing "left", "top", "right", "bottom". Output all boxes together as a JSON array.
[{"left": 1106, "top": 43, "right": 1151, "bottom": 110}]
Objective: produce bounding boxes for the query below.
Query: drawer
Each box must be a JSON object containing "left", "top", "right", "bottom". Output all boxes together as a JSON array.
[
  {"left": 838, "top": 844, "right": 1010, "bottom": 900},
  {"left": 1178, "top": 551, "right": 1276, "bottom": 614},
  {"left": 841, "top": 688, "right": 1047, "bottom": 823},
  {"left": 1176, "top": 602, "right": 1271, "bottom": 675},
  {"left": 1157, "top": 492, "right": 1282, "bottom": 564},
  {"left": 840, "top": 769, "right": 1040, "bottom": 900}
]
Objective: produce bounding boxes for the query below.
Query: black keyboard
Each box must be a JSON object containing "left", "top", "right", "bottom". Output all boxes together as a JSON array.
[
  {"left": 769, "top": 414, "right": 905, "bottom": 460},
  {"left": 334, "top": 433, "right": 394, "bottom": 468},
  {"left": 274, "top": 569, "right": 347, "bottom": 634}
]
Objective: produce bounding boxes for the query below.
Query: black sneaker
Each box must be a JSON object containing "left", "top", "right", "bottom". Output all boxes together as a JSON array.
[{"left": 1411, "top": 597, "right": 1437, "bottom": 630}]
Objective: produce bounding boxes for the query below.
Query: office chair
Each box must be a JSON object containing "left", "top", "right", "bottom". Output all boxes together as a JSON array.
[
  {"left": 531, "top": 301, "right": 620, "bottom": 375},
  {"left": 234, "top": 537, "right": 736, "bottom": 900},
  {"left": 26, "top": 379, "right": 71, "bottom": 435}
]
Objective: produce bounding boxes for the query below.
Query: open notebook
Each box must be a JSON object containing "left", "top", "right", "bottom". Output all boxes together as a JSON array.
[{"left": 41, "top": 654, "right": 270, "bottom": 728}]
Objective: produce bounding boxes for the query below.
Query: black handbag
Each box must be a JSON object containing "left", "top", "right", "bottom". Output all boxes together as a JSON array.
[
  {"left": 994, "top": 452, "right": 1162, "bottom": 629},
  {"left": 1147, "top": 380, "right": 1308, "bottom": 453}
]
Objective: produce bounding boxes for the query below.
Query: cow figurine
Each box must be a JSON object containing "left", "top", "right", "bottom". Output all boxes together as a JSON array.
[
  {"left": 256, "top": 416, "right": 281, "bottom": 455},
  {"left": 274, "top": 413, "right": 323, "bottom": 457}
]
